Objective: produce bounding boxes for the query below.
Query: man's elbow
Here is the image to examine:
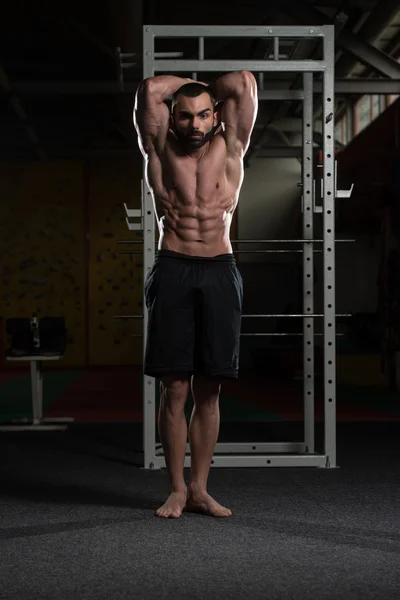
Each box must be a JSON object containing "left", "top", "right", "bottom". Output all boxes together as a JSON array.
[
  {"left": 239, "top": 71, "right": 256, "bottom": 87},
  {"left": 235, "top": 71, "right": 257, "bottom": 97},
  {"left": 135, "top": 78, "right": 157, "bottom": 114},
  {"left": 137, "top": 77, "right": 154, "bottom": 96}
]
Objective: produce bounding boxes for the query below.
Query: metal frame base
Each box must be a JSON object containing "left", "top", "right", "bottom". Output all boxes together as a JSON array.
[
  {"left": 151, "top": 454, "right": 329, "bottom": 469},
  {"left": 156, "top": 442, "right": 307, "bottom": 457},
  {"left": 151, "top": 443, "right": 334, "bottom": 469}
]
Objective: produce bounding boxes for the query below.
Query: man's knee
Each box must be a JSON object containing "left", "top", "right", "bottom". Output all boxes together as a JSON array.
[
  {"left": 160, "top": 374, "right": 190, "bottom": 408},
  {"left": 192, "top": 375, "right": 221, "bottom": 406}
]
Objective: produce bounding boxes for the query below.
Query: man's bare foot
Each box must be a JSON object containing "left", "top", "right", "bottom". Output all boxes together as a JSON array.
[
  {"left": 185, "top": 488, "right": 232, "bottom": 518},
  {"left": 155, "top": 489, "right": 188, "bottom": 519}
]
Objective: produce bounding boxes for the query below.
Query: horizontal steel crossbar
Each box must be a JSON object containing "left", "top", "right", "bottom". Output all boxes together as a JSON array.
[
  {"left": 147, "top": 25, "right": 326, "bottom": 37},
  {"left": 117, "top": 239, "right": 355, "bottom": 244},
  {"left": 114, "top": 313, "right": 350, "bottom": 319},
  {"left": 150, "top": 60, "right": 326, "bottom": 73}
]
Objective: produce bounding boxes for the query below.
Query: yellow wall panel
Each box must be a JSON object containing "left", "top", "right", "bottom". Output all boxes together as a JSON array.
[
  {"left": 0, "top": 161, "right": 86, "bottom": 367},
  {"left": 87, "top": 159, "right": 143, "bottom": 365}
]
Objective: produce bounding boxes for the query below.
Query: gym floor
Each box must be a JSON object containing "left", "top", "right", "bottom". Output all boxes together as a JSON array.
[{"left": 1, "top": 420, "right": 399, "bottom": 600}]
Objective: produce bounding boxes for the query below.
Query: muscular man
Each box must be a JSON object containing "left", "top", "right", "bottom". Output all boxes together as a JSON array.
[{"left": 134, "top": 70, "right": 258, "bottom": 518}]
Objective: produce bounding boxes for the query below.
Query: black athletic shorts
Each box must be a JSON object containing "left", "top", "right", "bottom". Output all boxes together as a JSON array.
[{"left": 144, "top": 249, "right": 243, "bottom": 379}]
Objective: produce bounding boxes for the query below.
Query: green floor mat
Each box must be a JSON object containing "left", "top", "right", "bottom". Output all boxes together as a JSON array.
[{"left": 0, "top": 371, "right": 83, "bottom": 422}]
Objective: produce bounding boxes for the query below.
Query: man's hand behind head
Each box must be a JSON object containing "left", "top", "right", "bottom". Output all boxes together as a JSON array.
[{"left": 185, "top": 78, "right": 209, "bottom": 87}]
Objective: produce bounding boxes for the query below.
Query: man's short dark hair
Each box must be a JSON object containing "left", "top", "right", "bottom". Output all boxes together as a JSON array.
[{"left": 171, "top": 82, "right": 216, "bottom": 113}]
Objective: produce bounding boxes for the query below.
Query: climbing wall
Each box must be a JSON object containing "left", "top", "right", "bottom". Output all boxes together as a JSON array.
[
  {"left": 0, "top": 161, "right": 86, "bottom": 367},
  {"left": 87, "top": 159, "right": 143, "bottom": 365}
]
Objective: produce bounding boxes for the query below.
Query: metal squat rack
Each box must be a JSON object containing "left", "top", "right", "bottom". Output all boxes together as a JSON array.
[{"left": 119, "top": 25, "right": 354, "bottom": 469}]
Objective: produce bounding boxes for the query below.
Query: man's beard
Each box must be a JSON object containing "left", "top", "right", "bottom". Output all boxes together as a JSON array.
[{"left": 173, "top": 123, "right": 219, "bottom": 150}]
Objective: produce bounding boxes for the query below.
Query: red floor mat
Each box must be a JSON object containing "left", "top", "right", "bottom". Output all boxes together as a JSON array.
[{"left": 43, "top": 369, "right": 400, "bottom": 422}]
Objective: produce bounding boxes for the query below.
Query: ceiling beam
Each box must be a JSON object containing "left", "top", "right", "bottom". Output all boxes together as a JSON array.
[
  {"left": 384, "top": 28, "right": 400, "bottom": 59},
  {"left": 282, "top": 0, "right": 400, "bottom": 78},
  {"left": 338, "top": 31, "right": 400, "bottom": 78},
  {"left": 349, "top": 0, "right": 400, "bottom": 46},
  {"left": 336, "top": 0, "right": 400, "bottom": 76}
]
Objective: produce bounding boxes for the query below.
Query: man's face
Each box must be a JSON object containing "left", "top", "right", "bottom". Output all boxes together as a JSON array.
[{"left": 172, "top": 92, "right": 219, "bottom": 150}]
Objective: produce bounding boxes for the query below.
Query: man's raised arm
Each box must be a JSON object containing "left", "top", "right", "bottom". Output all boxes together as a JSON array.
[
  {"left": 211, "top": 71, "right": 258, "bottom": 156},
  {"left": 133, "top": 75, "right": 189, "bottom": 156}
]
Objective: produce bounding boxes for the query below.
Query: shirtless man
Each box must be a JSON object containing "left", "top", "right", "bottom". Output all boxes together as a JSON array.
[{"left": 134, "top": 70, "right": 258, "bottom": 518}]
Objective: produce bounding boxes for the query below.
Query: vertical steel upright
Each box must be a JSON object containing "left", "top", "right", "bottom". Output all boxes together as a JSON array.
[
  {"left": 302, "top": 72, "right": 315, "bottom": 454},
  {"left": 141, "top": 27, "right": 157, "bottom": 469},
  {"left": 322, "top": 27, "right": 336, "bottom": 467}
]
